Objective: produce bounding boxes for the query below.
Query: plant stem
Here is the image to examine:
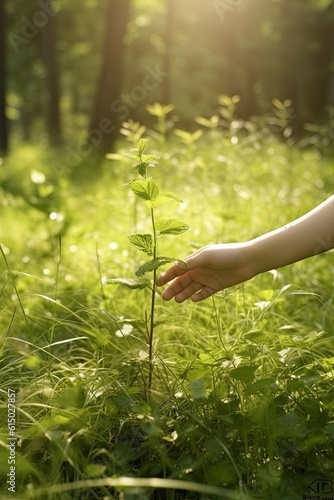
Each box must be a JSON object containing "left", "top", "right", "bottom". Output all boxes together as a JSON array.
[
  {"left": 148, "top": 270, "right": 156, "bottom": 398},
  {"left": 148, "top": 207, "right": 157, "bottom": 399}
]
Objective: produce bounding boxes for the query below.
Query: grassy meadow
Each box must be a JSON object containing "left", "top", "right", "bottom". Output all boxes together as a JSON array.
[{"left": 0, "top": 106, "right": 334, "bottom": 499}]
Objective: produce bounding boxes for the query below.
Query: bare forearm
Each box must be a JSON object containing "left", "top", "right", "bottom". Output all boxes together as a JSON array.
[
  {"left": 248, "top": 195, "right": 334, "bottom": 275},
  {"left": 158, "top": 195, "right": 334, "bottom": 303}
]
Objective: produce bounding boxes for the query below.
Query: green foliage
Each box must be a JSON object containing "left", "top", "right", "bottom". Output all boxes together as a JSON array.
[
  {"left": 155, "top": 219, "right": 190, "bottom": 236},
  {"left": 135, "top": 257, "right": 177, "bottom": 277},
  {"left": 174, "top": 129, "right": 204, "bottom": 146},
  {"left": 127, "top": 234, "right": 154, "bottom": 256},
  {"left": 106, "top": 277, "right": 152, "bottom": 290},
  {"left": 0, "top": 113, "right": 334, "bottom": 499}
]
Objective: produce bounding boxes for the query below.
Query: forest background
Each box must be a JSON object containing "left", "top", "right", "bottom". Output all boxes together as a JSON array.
[{"left": 1, "top": 0, "right": 334, "bottom": 157}]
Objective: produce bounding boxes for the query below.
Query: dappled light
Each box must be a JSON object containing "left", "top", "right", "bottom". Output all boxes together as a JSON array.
[{"left": 1, "top": 0, "right": 334, "bottom": 499}]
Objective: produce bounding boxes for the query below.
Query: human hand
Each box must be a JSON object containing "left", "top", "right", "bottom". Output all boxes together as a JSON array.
[{"left": 157, "top": 243, "right": 257, "bottom": 302}]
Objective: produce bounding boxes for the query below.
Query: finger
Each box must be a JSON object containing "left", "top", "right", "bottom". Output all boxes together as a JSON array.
[
  {"left": 158, "top": 248, "right": 210, "bottom": 287},
  {"left": 157, "top": 261, "right": 189, "bottom": 286},
  {"left": 162, "top": 280, "right": 216, "bottom": 303},
  {"left": 161, "top": 274, "right": 195, "bottom": 301},
  {"left": 190, "top": 285, "right": 216, "bottom": 302},
  {"left": 174, "top": 280, "right": 205, "bottom": 303}
]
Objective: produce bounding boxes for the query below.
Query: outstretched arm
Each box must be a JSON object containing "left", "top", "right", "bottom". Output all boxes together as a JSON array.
[{"left": 157, "top": 195, "right": 334, "bottom": 303}]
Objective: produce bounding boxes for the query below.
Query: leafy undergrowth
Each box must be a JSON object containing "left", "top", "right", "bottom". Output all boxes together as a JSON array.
[{"left": 0, "top": 104, "right": 334, "bottom": 499}]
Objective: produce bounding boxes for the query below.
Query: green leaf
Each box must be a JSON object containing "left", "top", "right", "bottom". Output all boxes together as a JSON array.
[
  {"left": 132, "top": 156, "right": 158, "bottom": 177},
  {"left": 111, "top": 392, "right": 134, "bottom": 409},
  {"left": 126, "top": 151, "right": 140, "bottom": 161},
  {"left": 131, "top": 179, "right": 159, "bottom": 201},
  {"left": 137, "top": 163, "right": 148, "bottom": 177},
  {"left": 230, "top": 365, "right": 257, "bottom": 382},
  {"left": 141, "top": 154, "right": 158, "bottom": 164},
  {"left": 156, "top": 219, "right": 190, "bottom": 236},
  {"left": 161, "top": 191, "right": 183, "bottom": 202},
  {"left": 146, "top": 103, "right": 174, "bottom": 117},
  {"left": 106, "top": 277, "right": 151, "bottom": 289},
  {"left": 198, "top": 352, "right": 220, "bottom": 365},
  {"left": 277, "top": 413, "right": 299, "bottom": 428},
  {"left": 272, "top": 97, "right": 285, "bottom": 111},
  {"left": 244, "top": 377, "right": 277, "bottom": 396},
  {"left": 244, "top": 329, "right": 267, "bottom": 343},
  {"left": 85, "top": 464, "right": 107, "bottom": 478},
  {"left": 147, "top": 191, "right": 183, "bottom": 208},
  {"left": 138, "top": 138, "right": 148, "bottom": 156},
  {"left": 195, "top": 115, "right": 219, "bottom": 128},
  {"left": 135, "top": 257, "right": 177, "bottom": 277},
  {"left": 128, "top": 233, "right": 153, "bottom": 256},
  {"left": 95, "top": 329, "right": 109, "bottom": 347},
  {"left": 174, "top": 129, "right": 203, "bottom": 145}
]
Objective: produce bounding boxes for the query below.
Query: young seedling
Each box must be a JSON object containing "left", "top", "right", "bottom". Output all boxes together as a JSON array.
[{"left": 107, "top": 138, "right": 189, "bottom": 399}]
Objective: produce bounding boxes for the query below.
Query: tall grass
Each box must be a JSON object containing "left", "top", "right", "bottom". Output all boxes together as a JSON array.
[{"left": 0, "top": 107, "right": 333, "bottom": 499}]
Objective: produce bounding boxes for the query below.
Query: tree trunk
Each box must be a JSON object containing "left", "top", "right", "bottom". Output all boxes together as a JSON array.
[
  {"left": 0, "top": 0, "right": 8, "bottom": 156},
  {"left": 218, "top": 9, "right": 239, "bottom": 96},
  {"left": 89, "top": 0, "right": 131, "bottom": 152},
  {"left": 40, "top": 12, "right": 62, "bottom": 146},
  {"left": 327, "top": 3, "right": 334, "bottom": 106},
  {"left": 161, "top": 0, "right": 175, "bottom": 104}
]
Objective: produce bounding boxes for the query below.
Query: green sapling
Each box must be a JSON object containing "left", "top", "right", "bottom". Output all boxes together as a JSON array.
[{"left": 107, "top": 138, "right": 189, "bottom": 398}]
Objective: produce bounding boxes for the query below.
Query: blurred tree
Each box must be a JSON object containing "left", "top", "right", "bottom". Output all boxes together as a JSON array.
[
  {"left": 161, "top": 0, "right": 175, "bottom": 104},
  {"left": 5, "top": 1, "right": 62, "bottom": 144},
  {"left": 40, "top": 9, "right": 61, "bottom": 146},
  {"left": 89, "top": 0, "right": 131, "bottom": 151},
  {"left": 4, "top": 0, "right": 334, "bottom": 144},
  {"left": 275, "top": 0, "right": 326, "bottom": 126},
  {"left": 0, "top": 0, "right": 8, "bottom": 155},
  {"left": 327, "top": 2, "right": 334, "bottom": 105}
]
